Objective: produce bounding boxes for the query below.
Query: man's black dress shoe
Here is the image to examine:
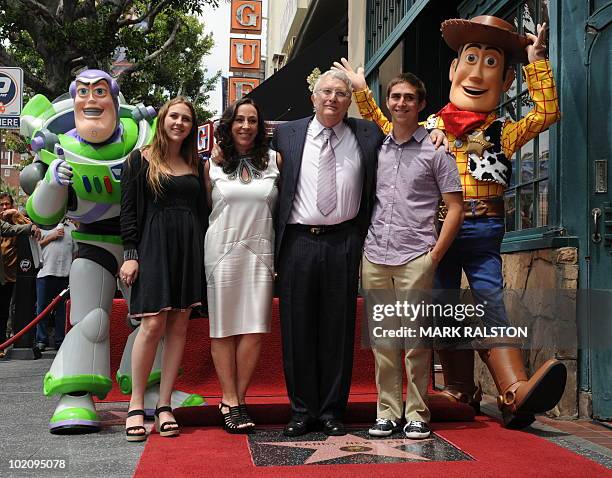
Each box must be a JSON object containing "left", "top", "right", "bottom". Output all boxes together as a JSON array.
[
  {"left": 322, "top": 419, "right": 346, "bottom": 436},
  {"left": 283, "top": 419, "right": 310, "bottom": 437}
]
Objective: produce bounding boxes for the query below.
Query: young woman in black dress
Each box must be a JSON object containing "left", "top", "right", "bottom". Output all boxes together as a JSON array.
[{"left": 120, "top": 97, "right": 206, "bottom": 441}]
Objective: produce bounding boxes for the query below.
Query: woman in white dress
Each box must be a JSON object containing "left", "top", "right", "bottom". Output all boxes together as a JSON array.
[{"left": 204, "top": 98, "right": 281, "bottom": 433}]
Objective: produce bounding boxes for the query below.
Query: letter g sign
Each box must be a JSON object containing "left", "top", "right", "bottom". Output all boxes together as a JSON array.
[{"left": 236, "top": 3, "right": 257, "bottom": 27}]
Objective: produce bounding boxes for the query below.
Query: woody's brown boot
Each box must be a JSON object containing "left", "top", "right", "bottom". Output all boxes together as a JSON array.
[
  {"left": 478, "top": 347, "right": 566, "bottom": 429},
  {"left": 435, "top": 349, "right": 482, "bottom": 413}
]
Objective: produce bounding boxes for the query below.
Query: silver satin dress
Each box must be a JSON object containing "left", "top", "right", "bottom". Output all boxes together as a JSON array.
[{"left": 205, "top": 150, "right": 279, "bottom": 338}]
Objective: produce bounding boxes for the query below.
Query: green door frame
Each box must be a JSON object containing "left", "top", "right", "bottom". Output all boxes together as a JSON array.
[{"left": 584, "top": 1, "right": 612, "bottom": 420}]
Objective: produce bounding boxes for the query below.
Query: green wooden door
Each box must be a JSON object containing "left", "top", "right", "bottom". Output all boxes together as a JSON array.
[{"left": 586, "top": 2, "right": 612, "bottom": 420}]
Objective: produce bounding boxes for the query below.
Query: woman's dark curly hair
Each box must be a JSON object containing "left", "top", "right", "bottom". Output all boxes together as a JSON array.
[{"left": 214, "top": 97, "right": 269, "bottom": 174}]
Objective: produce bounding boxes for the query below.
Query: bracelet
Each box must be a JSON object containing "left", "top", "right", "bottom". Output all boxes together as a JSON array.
[{"left": 123, "top": 249, "right": 139, "bottom": 261}]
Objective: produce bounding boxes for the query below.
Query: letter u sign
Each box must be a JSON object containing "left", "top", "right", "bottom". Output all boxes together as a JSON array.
[{"left": 230, "top": 39, "right": 261, "bottom": 71}]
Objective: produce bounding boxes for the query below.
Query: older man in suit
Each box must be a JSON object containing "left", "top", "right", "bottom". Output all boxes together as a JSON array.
[{"left": 273, "top": 70, "right": 384, "bottom": 436}]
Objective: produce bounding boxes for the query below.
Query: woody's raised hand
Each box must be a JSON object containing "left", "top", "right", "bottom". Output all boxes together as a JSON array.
[
  {"left": 526, "top": 23, "right": 548, "bottom": 63},
  {"left": 331, "top": 58, "right": 367, "bottom": 91}
]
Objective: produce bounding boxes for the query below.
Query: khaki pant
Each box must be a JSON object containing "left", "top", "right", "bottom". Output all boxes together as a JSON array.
[{"left": 361, "top": 253, "right": 436, "bottom": 422}]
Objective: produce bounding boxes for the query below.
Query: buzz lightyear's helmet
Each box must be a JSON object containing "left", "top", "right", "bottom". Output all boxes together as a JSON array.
[{"left": 69, "top": 69, "right": 121, "bottom": 129}]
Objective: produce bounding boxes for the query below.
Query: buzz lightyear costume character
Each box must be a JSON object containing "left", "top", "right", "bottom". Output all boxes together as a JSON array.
[
  {"left": 340, "top": 16, "right": 566, "bottom": 429},
  {"left": 20, "top": 69, "right": 204, "bottom": 434}
]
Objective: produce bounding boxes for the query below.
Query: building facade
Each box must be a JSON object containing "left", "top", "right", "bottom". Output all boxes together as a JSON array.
[
  {"left": 265, "top": 0, "right": 312, "bottom": 78},
  {"left": 0, "top": 136, "right": 22, "bottom": 191}
]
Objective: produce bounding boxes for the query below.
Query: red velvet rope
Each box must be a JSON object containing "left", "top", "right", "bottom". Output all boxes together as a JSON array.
[{"left": 0, "top": 288, "right": 69, "bottom": 351}]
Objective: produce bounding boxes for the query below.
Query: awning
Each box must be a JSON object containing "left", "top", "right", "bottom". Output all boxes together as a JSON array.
[
  {"left": 247, "top": 18, "right": 347, "bottom": 121},
  {"left": 287, "top": 0, "right": 348, "bottom": 62}
]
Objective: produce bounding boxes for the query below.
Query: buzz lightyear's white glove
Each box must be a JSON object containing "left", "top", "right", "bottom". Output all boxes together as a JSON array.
[{"left": 49, "top": 146, "right": 73, "bottom": 187}]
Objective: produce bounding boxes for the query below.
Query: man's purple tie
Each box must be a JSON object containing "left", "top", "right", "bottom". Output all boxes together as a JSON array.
[{"left": 317, "top": 128, "right": 337, "bottom": 216}]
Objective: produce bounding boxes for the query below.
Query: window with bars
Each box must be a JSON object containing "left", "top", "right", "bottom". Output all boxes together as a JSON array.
[
  {"left": 500, "top": 0, "right": 551, "bottom": 233},
  {"left": 365, "top": 0, "right": 413, "bottom": 62}
]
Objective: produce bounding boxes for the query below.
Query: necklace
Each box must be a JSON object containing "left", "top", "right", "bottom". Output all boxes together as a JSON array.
[{"left": 227, "top": 155, "right": 263, "bottom": 184}]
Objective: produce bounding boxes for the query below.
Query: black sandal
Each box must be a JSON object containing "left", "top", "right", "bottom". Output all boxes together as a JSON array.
[
  {"left": 154, "top": 405, "right": 179, "bottom": 437},
  {"left": 239, "top": 404, "right": 255, "bottom": 429},
  {"left": 219, "top": 402, "right": 249, "bottom": 434},
  {"left": 126, "top": 409, "right": 147, "bottom": 442}
]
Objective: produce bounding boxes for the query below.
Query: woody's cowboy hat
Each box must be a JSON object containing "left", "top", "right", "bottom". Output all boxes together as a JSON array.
[{"left": 441, "top": 15, "right": 531, "bottom": 64}]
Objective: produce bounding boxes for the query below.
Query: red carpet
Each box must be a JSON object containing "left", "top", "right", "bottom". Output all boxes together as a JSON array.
[
  {"left": 133, "top": 415, "right": 611, "bottom": 477},
  {"left": 84, "top": 298, "right": 378, "bottom": 400},
  {"left": 70, "top": 298, "right": 474, "bottom": 421}
]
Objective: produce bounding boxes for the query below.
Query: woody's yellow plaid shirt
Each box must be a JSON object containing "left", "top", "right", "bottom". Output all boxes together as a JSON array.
[{"left": 354, "top": 60, "right": 561, "bottom": 199}]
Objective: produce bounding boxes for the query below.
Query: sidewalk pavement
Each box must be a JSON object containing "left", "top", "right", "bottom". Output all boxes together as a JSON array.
[
  {"left": 1, "top": 351, "right": 142, "bottom": 478},
  {"left": 1, "top": 350, "right": 611, "bottom": 477}
]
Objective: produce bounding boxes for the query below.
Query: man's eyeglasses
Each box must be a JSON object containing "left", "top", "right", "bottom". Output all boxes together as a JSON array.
[{"left": 316, "top": 88, "right": 351, "bottom": 99}]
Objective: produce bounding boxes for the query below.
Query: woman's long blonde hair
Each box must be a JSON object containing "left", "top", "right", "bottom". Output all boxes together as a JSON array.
[{"left": 143, "top": 96, "right": 199, "bottom": 196}]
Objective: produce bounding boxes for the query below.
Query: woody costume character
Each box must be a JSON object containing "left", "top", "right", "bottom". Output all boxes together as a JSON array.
[{"left": 342, "top": 16, "right": 565, "bottom": 429}]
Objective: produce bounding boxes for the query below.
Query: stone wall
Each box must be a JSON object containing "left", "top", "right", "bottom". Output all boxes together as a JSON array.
[{"left": 469, "top": 247, "right": 579, "bottom": 418}]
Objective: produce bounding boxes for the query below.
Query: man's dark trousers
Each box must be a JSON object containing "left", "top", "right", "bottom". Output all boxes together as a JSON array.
[{"left": 278, "top": 223, "right": 362, "bottom": 421}]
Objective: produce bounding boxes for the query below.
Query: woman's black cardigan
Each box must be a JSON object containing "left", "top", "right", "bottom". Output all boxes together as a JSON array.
[{"left": 119, "top": 149, "right": 210, "bottom": 255}]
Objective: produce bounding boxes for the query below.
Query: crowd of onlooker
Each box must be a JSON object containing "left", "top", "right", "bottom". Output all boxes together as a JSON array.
[{"left": 0, "top": 191, "right": 75, "bottom": 358}]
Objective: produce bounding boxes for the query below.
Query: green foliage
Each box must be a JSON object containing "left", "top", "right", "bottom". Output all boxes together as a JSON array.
[
  {"left": 0, "top": 0, "right": 222, "bottom": 118},
  {"left": 4, "top": 30, "right": 43, "bottom": 100},
  {"left": 118, "top": 10, "right": 221, "bottom": 121},
  {"left": 2, "top": 131, "right": 32, "bottom": 172},
  {"left": 3, "top": 131, "right": 28, "bottom": 155}
]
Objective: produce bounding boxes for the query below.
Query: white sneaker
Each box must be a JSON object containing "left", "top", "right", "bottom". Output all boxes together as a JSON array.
[
  {"left": 368, "top": 418, "right": 399, "bottom": 437},
  {"left": 403, "top": 420, "right": 431, "bottom": 439}
]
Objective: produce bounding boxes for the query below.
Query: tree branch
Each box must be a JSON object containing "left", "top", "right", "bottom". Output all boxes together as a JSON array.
[
  {"left": 19, "top": 0, "right": 62, "bottom": 26},
  {"left": 104, "top": 0, "right": 133, "bottom": 32},
  {"left": 117, "top": 0, "right": 172, "bottom": 27},
  {"left": 0, "top": 46, "right": 54, "bottom": 98},
  {"left": 118, "top": 20, "right": 181, "bottom": 77}
]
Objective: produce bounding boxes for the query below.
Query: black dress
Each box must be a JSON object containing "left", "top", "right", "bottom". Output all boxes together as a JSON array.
[{"left": 120, "top": 150, "right": 207, "bottom": 318}]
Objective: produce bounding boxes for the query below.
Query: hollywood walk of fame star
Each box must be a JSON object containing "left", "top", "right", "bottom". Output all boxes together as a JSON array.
[{"left": 260, "top": 434, "right": 433, "bottom": 465}]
